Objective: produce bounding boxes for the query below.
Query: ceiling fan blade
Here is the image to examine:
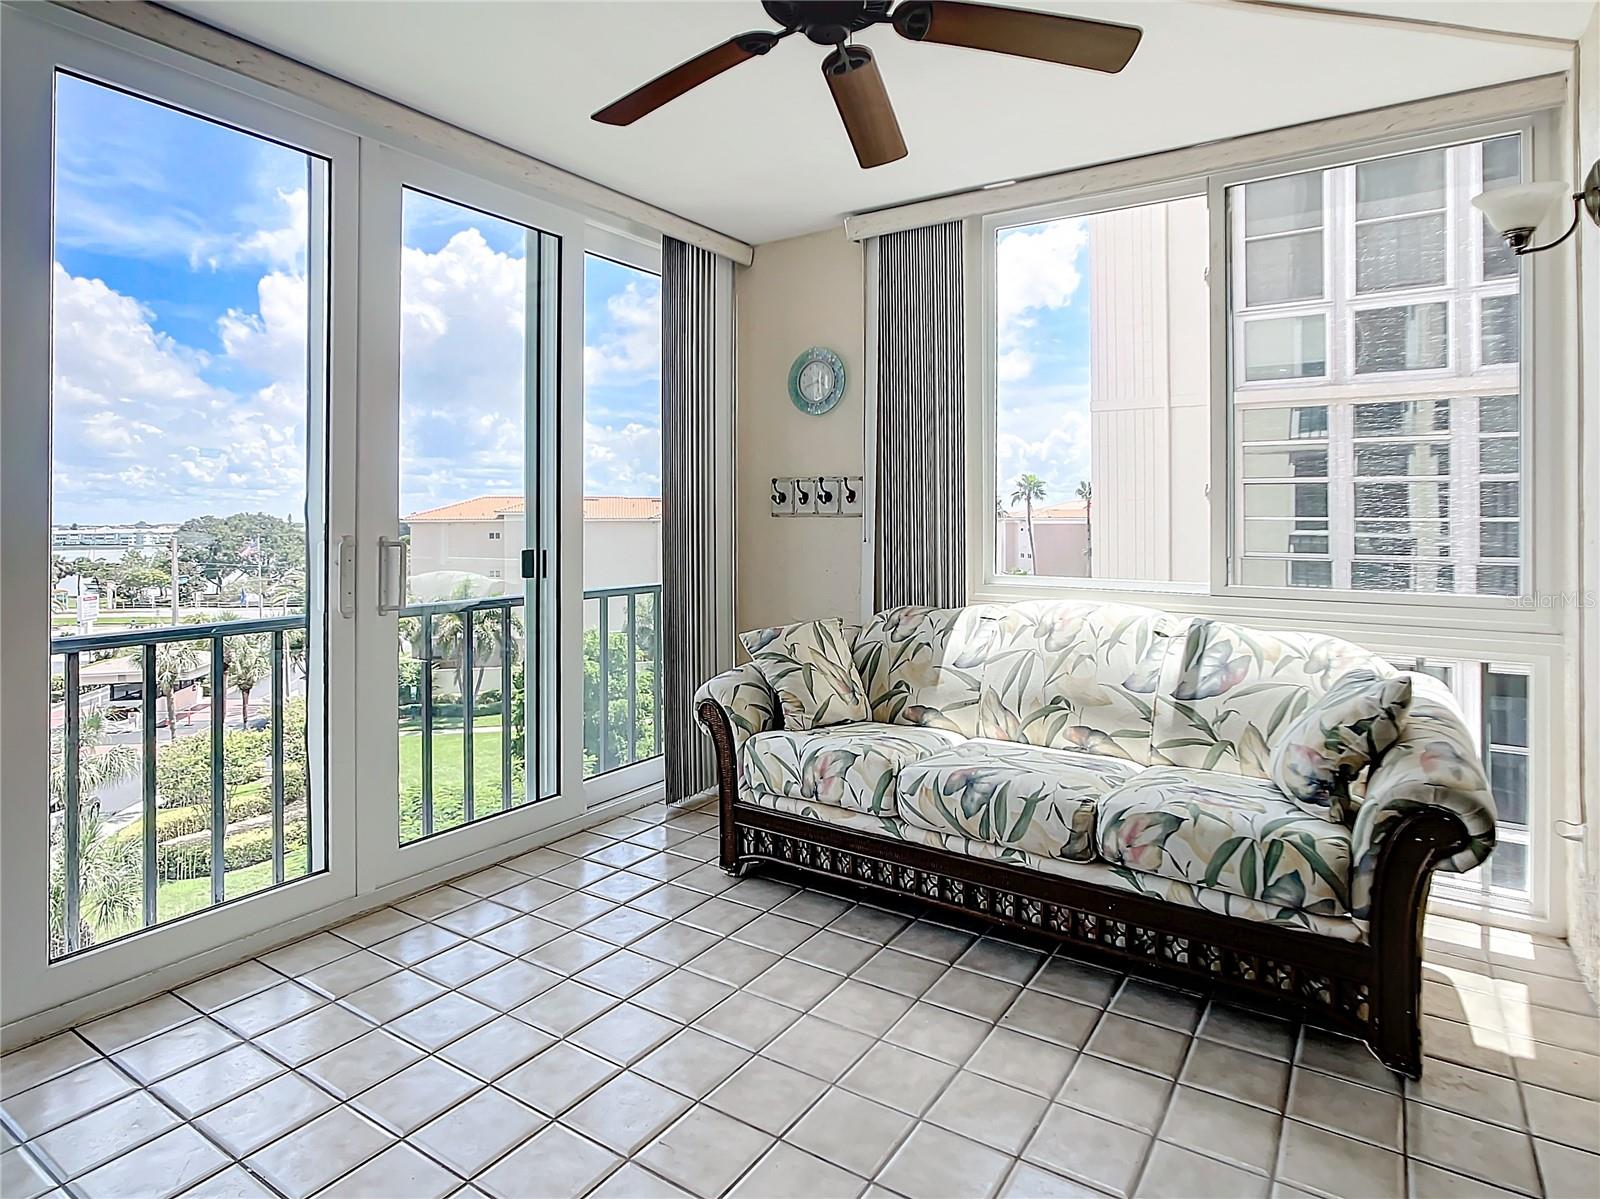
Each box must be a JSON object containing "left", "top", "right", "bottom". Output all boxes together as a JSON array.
[
  {"left": 822, "top": 46, "right": 907, "bottom": 170},
  {"left": 893, "top": 1, "right": 1141, "bottom": 73},
  {"left": 593, "top": 31, "right": 781, "bottom": 125}
]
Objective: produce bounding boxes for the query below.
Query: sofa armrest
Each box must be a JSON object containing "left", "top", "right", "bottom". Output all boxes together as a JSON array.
[
  {"left": 693, "top": 663, "right": 779, "bottom": 756},
  {"left": 1348, "top": 672, "right": 1496, "bottom": 919}
]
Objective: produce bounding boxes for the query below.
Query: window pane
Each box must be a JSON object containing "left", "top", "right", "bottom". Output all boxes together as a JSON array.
[
  {"left": 1480, "top": 437, "right": 1519, "bottom": 475},
  {"left": 1243, "top": 172, "right": 1322, "bottom": 237},
  {"left": 1486, "top": 670, "right": 1528, "bottom": 745},
  {"left": 1480, "top": 523, "right": 1519, "bottom": 559},
  {"left": 1482, "top": 136, "right": 1521, "bottom": 280},
  {"left": 1354, "top": 303, "right": 1449, "bottom": 373},
  {"left": 398, "top": 190, "right": 542, "bottom": 841},
  {"left": 1481, "top": 481, "right": 1518, "bottom": 518},
  {"left": 48, "top": 75, "right": 323, "bottom": 956},
  {"left": 1354, "top": 442, "right": 1450, "bottom": 478},
  {"left": 1355, "top": 149, "right": 1446, "bottom": 220},
  {"left": 1479, "top": 395, "right": 1519, "bottom": 433},
  {"left": 1354, "top": 400, "right": 1449, "bottom": 437},
  {"left": 1241, "top": 446, "right": 1329, "bottom": 479},
  {"left": 1355, "top": 213, "right": 1447, "bottom": 292},
  {"left": 1245, "top": 231, "right": 1323, "bottom": 305},
  {"left": 1238, "top": 558, "right": 1332, "bottom": 588},
  {"left": 1243, "top": 315, "right": 1326, "bottom": 380},
  {"left": 1481, "top": 295, "right": 1518, "bottom": 365},
  {"left": 583, "top": 254, "right": 663, "bottom": 779},
  {"left": 1489, "top": 837, "right": 1527, "bottom": 892},
  {"left": 1227, "top": 137, "right": 1522, "bottom": 598},
  {"left": 1243, "top": 483, "right": 1329, "bottom": 519},
  {"left": 1244, "top": 520, "right": 1329, "bottom": 554},
  {"left": 1239, "top": 406, "right": 1328, "bottom": 441},
  {"left": 994, "top": 198, "right": 1209, "bottom": 583}
]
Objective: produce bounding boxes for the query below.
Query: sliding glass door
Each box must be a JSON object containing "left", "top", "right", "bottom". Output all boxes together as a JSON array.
[
  {"left": 1, "top": 12, "right": 361, "bottom": 1021},
  {"left": 353, "top": 146, "right": 578, "bottom": 890}
]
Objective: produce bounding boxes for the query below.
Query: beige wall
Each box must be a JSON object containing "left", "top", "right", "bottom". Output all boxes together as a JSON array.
[{"left": 735, "top": 229, "right": 866, "bottom": 631}]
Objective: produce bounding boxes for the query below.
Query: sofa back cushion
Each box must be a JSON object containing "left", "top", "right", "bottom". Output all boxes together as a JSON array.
[
  {"left": 1151, "top": 618, "right": 1396, "bottom": 779},
  {"left": 852, "top": 600, "right": 1180, "bottom": 764}
]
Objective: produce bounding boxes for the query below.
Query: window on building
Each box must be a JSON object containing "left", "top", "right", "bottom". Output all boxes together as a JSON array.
[
  {"left": 1228, "top": 135, "right": 1523, "bottom": 596},
  {"left": 992, "top": 194, "right": 1210, "bottom": 584}
]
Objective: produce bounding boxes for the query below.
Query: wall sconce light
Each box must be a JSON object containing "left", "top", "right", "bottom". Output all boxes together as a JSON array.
[{"left": 1472, "top": 160, "right": 1600, "bottom": 256}]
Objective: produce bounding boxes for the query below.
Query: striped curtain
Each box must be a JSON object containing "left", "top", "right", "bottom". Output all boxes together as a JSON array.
[
  {"left": 661, "top": 237, "right": 734, "bottom": 802},
  {"left": 875, "top": 221, "right": 966, "bottom": 609}
]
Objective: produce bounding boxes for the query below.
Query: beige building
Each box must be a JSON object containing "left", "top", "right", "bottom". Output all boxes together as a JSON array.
[
  {"left": 404, "top": 494, "right": 662, "bottom": 593},
  {"left": 998, "top": 501, "right": 1090, "bottom": 577}
]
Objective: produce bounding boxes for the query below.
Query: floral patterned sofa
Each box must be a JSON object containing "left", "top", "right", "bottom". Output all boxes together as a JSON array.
[{"left": 694, "top": 600, "right": 1496, "bottom": 1075}]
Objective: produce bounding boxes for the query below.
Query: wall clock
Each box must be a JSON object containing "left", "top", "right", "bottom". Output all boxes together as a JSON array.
[{"left": 788, "top": 346, "right": 846, "bottom": 416}]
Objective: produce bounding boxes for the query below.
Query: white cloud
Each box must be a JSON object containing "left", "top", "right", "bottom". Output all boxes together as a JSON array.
[
  {"left": 584, "top": 420, "right": 661, "bottom": 496},
  {"left": 584, "top": 281, "right": 660, "bottom": 387},
  {"left": 995, "top": 218, "right": 1087, "bottom": 385},
  {"left": 51, "top": 264, "right": 307, "bottom": 520}
]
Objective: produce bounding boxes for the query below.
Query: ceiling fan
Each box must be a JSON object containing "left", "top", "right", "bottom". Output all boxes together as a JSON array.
[{"left": 592, "top": 1, "right": 1142, "bottom": 169}]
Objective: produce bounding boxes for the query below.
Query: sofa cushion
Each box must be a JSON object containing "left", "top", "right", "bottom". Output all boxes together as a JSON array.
[
  {"left": 1151, "top": 619, "right": 1396, "bottom": 779},
  {"left": 896, "top": 739, "right": 1137, "bottom": 862},
  {"left": 1270, "top": 670, "right": 1413, "bottom": 821},
  {"left": 852, "top": 600, "right": 1181, "bottom": 764},
  {"left": 1096, "top": 766, "right": 1352, "bottom": 914},
  {"left": 740, "top": 723, "right": 964, "bottom": 816},
  {"left": 740, "top": 618, "right": 871, "bottom": 731}
]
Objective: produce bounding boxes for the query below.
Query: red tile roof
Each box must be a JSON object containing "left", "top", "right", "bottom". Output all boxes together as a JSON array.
[{"left": 406, "top": 495, "right": 662, "bottom": 522}]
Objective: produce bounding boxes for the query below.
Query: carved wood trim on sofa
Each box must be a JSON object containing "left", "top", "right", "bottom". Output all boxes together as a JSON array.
[{"left": 697, "top": 698, "right": 1471, "bottom": 1078}]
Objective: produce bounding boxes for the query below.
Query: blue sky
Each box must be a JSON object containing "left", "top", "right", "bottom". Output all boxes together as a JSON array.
[
  {"left": 995, "top": 217, "right": 1093, "bottom": 512},
  {"left": 50, "top": 74, "right": 661, "bottom": 530}
]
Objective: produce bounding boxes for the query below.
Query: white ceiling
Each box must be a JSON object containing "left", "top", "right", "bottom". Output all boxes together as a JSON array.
[{"left": 172, "top": 0, "right": 1583, "bottom": 245}]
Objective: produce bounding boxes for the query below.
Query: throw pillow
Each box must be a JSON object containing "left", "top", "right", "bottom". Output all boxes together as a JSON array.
[
  {"left": 739, "top": 618, "right": 870, "bottom": 731},
  {"left": 1270, "top": 669, "right": 1412, "bottom": 821}
]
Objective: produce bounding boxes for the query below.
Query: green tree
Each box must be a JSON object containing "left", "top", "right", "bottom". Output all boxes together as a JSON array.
[
  {"left": 227, "top": 634, "right": 272, "bottom": 727},
  {"left": 582, "top": 626, "right": 657, "bottom": 775},
  {"left": 50, "top": 710, "right": 137, "bottom": 817},
  {"left": 1010, "top": 473, "right": 1049, "bottom": 575},
  {"left": 142, "top": 641, "right": 201, "bottom": 740},
  {"left": 50, "top": 798, "right": 143, "bottom": 955}
]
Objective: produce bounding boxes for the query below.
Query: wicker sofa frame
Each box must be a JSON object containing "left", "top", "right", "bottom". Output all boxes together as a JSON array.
[{"left": 696, "top": 698, "right": 1472, "bottom": 1078}]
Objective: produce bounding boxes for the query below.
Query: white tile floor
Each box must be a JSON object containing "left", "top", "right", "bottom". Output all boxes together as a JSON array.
[{"left": 3, "top": 798, "right": 1597, "bottom": 1199}]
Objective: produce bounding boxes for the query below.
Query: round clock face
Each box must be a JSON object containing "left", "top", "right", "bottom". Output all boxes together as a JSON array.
[{"left": 788, "top": 347, "right": 846, "bottom": 415}]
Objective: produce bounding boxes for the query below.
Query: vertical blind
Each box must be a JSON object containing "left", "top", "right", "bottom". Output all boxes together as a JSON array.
[
  {"left": 875, "top": 220, "right": 967, "bottom": 609},
  {"left": 661, "top": 237, "right": 733, "bottom": 801}
]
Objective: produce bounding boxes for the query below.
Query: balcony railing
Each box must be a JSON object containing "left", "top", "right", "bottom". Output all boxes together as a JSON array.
[
  {"left": 50, "top": 614, "right": 306, "bottom": 958},
  {"left": 50, "top": 583, "right": 663, "bottom": 955}
]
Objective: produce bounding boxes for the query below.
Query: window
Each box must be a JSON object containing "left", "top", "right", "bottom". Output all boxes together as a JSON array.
[
  {"left": 1229, "top": 135, "right": 1523, "bottom": 596},
  {"left": 992, "top": 194, "right": 1210, "bottom": 584},
  {"left": 45, "top": 74, "right": 326, "bottom": 957}
]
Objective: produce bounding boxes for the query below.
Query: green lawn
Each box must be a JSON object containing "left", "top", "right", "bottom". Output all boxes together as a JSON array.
[
  {"left": 157, "top": 850, "right": 312, "bottom": 921},
  {"left": 399, "top": 726, "right": 526, "bottom": 841}
]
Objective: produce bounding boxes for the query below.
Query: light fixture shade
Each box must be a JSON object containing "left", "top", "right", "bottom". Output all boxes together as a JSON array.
[{"left": 1472, "top": 182, "right": 1570, "bottom": 233}]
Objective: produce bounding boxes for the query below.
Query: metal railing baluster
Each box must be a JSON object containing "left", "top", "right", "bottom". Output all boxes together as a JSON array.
[
  {"left": 63, "top": 652, "right": 82, "bottom": 954},
  {"left": 421, "top": 610, "right": 434, "bottom": 838},
  {"left": 651, "top": 586, "right": 662, "bottom": 759},
  {"left": 271, "top": 629, "right": 285, "bottom": 885},
  {"left": 211, "top": 635, "right": 226, "bottom": 905},
  {"left": 627, "top": 591, "right": 638, "bottom": 766},
  {"left": 462, "top": 612, "right": 475, "bottom": 825},
  {"left": 598, "top": 597, "right": 612, "bottom": 773},
  {"left": 142, "top": 644, "right": 158, "bottom": 925},
  {"left": 500, "top": 605, "right": 512, "bottom": 811}
]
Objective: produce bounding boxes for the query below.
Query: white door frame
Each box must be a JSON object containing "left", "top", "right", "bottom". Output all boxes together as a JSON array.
[
  {"left": 353, "top": 144, "right": 585, "bottom": 890},
  {"left": 0, "top": 8, "right": 361, "bottom": 1026}
]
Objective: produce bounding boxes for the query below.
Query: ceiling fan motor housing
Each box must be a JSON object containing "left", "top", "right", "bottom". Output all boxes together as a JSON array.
[{"left": 762, "top": 1, "right": 894, "bottom": 44}]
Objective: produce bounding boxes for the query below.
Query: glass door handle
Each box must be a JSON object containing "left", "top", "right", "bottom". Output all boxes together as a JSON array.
[{"left": 377, "top": 536, "right": 408, "bottom": 614}]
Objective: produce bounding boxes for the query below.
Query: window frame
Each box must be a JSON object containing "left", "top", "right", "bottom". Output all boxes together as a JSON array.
[{"left": 973, "top": 176, "right": 1213, "bottom": 599}]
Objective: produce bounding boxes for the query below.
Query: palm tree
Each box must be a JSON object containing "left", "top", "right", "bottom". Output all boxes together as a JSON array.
[
  {"left": 1010, "top": 474, "right": 1048, "bottom": 575},
  {"left": 49, "top": 798, "right": 142, "bottom": 955},
  {"left": 142, "top": 642, "right": 200, "bottom": 740},
  {"left": 227, "top": 634, "right": 273, "bottom": 728},
  {"left": 49, "top": 710, "right": 138, "bottom": 816},
  {"left": 1075, "top": 479, "right": 1094, "bottom": 575}
]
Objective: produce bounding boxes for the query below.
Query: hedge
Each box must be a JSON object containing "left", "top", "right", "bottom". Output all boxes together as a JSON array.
[
  {"left": 158, "top": 818, "right": 309, "bottom": 880},
  {"left": 111, "top": 788, "right": 278, "bottom": 847}
]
